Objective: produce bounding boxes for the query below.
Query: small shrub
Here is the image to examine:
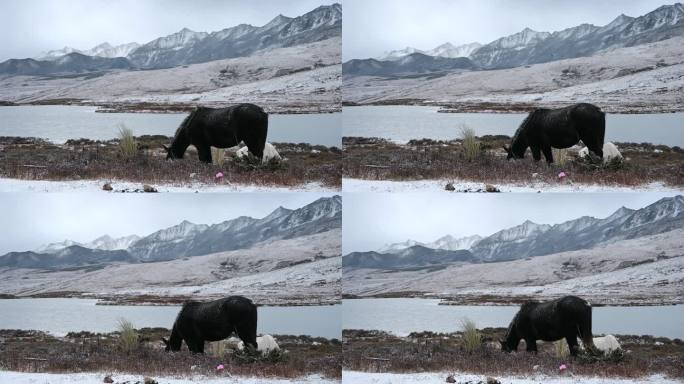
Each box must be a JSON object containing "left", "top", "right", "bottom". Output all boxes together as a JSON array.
[
  {"left": 460, "top": 125, "right": 480, "bottom": 162},
  {"left": 211, "top": 147, "right": 225, "bottom": 167},
  {"left": 460, "top": 317, "right": 482, "bottom": 353},
  {"left": 117, "top": 124, "right": 137, "bottom": 158},
  {"left": 554, "top": 339, "right": 570, "bottom": 358},
  {"left": 116, "top": 318, "right": 138, "bottom": 354}
]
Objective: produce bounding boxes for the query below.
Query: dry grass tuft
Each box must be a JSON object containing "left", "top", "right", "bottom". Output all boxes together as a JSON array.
[
  {"left": 460, "top": 318, "right": 482, "bottom": 354},
  {"left": 117, "top": 124, "right": 137, "bottom": 158},
  {"left": 116, "top": 318, "right": 138, "bottom": 354},
  {"left": 460, "top": 125, "right": 480, "bottom": 162}
]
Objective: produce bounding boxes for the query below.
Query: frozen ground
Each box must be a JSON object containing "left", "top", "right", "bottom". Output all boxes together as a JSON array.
[
  {"left": 343, "top": 37, "right": 684, "bottom": 112},
  {"left": 0, "top": 371, "right": 338, "bottom": 384},
  {"left": 342, "top": 178, "right": 682, "bottom": 193},
  {"left": 0, "top": 230, "right": 341, "bottom": 305},
  {"left": 343, "top": 371, "right": 683, "bottom": 384},
  {"left": 0, "top": 38, "right": 341, "bottom": 112},
  {"left": 344, "top": 229, "right": 684, "bottom": 305},
  {"left": 0, "top": 178, "right": 339, "bottom": 193}
]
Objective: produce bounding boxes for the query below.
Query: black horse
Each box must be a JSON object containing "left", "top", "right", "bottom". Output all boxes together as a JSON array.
[
  {"left": 500, "top": 296, "right": 596, "bottom": 356},
  {"left": 504, "top": 103, "right": 605, "bottom": 163},
  {"left": 164, "top": 103, "right": 267, "bottom": 163},
  {"left": 162, "top": 296, "right": 257, "bottom": 353}
]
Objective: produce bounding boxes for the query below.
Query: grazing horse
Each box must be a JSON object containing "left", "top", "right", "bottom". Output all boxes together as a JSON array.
[
  {"left": 164, "top": 104, "right": 268, "bottom": 163},
  {"left": 504, "top": 103, "right": 605, "bottom": 163},
  {"left": 162, "top": 296, "right": 257, "bottom": 354},
  {"left": 500, "top": 296, "right": 596, "bottom": 356}
]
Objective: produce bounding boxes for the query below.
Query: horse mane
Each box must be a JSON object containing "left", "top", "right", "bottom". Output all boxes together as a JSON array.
[{"left": 174, "top": 108, "right": 199, "bottom": 138}]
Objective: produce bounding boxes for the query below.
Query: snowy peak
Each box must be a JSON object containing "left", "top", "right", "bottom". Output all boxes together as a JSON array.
[
  {"left": 84, "top": 42, "right": 140, "bottom": 58},
  {"left": 606, "top": 13, "right": 635, "bottom": 29},
  {"left": 490, "top": 220, "right": 551, "bottom": 241},
  {"left": 35, "top": 46, "right": 82, "bottom": 60},
  {"left": 491, "top": 28, "right": 551, "bottom": 49},
  {"left": 377, "top": 47, "right": 425, "bottom": 61},
  {"left": 263, "top": 14, "right": 294, "bottom": 30},
  {"left": 427, "top": 42, "right": 482, "bottom": 58},
  {"left": 148, "top": 28, "right": 209, "bottom": 50},
  {"left": 428, "top": 234, "right": 482, "bottom": 250}
]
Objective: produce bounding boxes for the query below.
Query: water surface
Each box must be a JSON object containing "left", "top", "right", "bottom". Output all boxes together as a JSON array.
[
  {"left": 0, "top": 106, "right": 341, "bottom": 147},
  {"left": 0, "top": 298, "right": 341, "bottom": 339},
  {"left": 343, "top": 106, "right": 684, "bottom": 146},
  {"left": 343, "top": 298, "right": 684, "bottom": 338}
]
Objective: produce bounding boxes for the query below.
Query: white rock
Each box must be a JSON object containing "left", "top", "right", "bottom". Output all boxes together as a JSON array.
[
  {"left": 237, "top": 334, "right": 280, "bottom": 353},
  {"left": 591, "top": 334, "right": 621, "bottom": 353},
  {"left": 578, "top": 142, "right": 622, "bottom": 163},
  {"left": 235, "top": 142, "right": 281, "bottom": 163}
]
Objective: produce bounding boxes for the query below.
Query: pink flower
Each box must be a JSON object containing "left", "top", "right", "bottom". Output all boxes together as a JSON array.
[
  {"left": 559, "top": 364, "right": 568, "bottom": 371},
  {"left": 216, "top": 364, "right": 225, "bottom": 371},
  {"left": 215, "top": 172, "right": 224, "bottom": 181},
  {"left": 558, "top": 171, "right": 567, "bottom": 179}
]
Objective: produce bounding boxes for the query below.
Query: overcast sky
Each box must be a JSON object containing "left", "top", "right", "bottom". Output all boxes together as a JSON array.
[
  {"left": 0, "top": 0, "right": 336, "bottom": 61},
  {"left": 343, "top": 0, "right": 671, "bottom": 60},
  {"left": 343, "top": 193, "right": 679, "bottom": 254},
  {"left": 0, "top": 192, "right": 333, "bottom": 254}
]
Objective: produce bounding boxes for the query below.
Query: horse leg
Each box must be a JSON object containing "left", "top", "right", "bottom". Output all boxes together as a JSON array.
[
  {"left": 525, "top": 339, "right": 537, "bottom": 353},
  {"left": 566, "top": 335, "right": 580, "bottom": 357},
  {"left": 236, "top": 323, "right": 258, "bottom": 351},
  {"left": 541, "top": 145, "right": 554, "bottom": 164},
  {"left": 531, "top": 146, "right": 542, "bottom": 162},
  {"left": 197, "top": 144, "right": 212, "bottom": 163}
]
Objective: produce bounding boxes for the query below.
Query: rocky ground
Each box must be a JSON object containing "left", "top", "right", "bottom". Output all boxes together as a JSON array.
[
  {"left": 342, "top": 136, "right": 684, "bottom": 192},
  {"left": 0, "top": 136, "right": 342, "bottom": 191},
  {"left": 0, "top": 328, "right": 341, "bottom": 380},
  {"left": 343, "top": 329, "right": 684, "bottom": 380}
]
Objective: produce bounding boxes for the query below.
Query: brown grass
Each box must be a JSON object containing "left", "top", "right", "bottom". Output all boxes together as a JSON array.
[
  {"left": 0, "top": 136, "right": 342, "bottom": 189},
  {"left": 0, "top": 328, "right": 341, "bottom": 379},
  {"left": 343, "top": 136, "right": 684, "bottom": 188},
  {"left": 343, "top": 329, "right": 684, "bottom": 379}
]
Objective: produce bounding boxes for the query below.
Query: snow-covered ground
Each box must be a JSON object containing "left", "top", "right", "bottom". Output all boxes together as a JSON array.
[
  {"left": 0, "top": 38, "right": 341, "bottom": 112},
  {"left": 0, "top": 178, "right": 339, "bottom": 193},
  {"left": 343, "top": 37, "right": 684, "bottom": 112},
  {"left": 0, "top": 371, "right": 338, "bottom": 384},
  {"left": 344, "top": 229, "right": 684, "bottom": 305},
  {"left": 0, "top": 230, "right": 341, "bottom": 305},
  {"left": 343, "top": 371, "right": 683, "bottom": 384},
  {"left": 342, "top": 178, "right": 682, "bottom": 193}
]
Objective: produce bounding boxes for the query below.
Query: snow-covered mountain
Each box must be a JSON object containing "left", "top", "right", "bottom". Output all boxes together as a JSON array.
[
  {"left": 377, "top": 47, "right": 425, "bottom": 61},
  {"left": 343, "top": 53, "right": 475, "bottom": 76},
  {"left": 469, "top": 3, "right": 684, "bottom": 69},
  {"left": 378, "top": 234, "right": 482, "bottom": 253},
  {"left": 2, "top": 196, "right": 342, "bottom": 269},
  {"left": 427, "top": 42, "right": 482, "bottom": 59},
  {"left": 127, "top": 3, "right": 341, "bottom": 68},
  {"left": 346, "top": 196, "right": 684, "bottom": 268},
  {"left": 36, "top": 42, "right": 140, "bottom": 60}
]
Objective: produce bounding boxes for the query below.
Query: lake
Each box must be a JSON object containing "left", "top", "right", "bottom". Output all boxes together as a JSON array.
[
  {"left": 0, "top": 298, "right": 341, "bottom": 339},
  {"left": 343, "top": 106, "right": 684, "bottom": 147},
  {"left": 0, "top": 106, "right": 341, "bottom": 147},
  {"left": 343, "top": 298, "right": 684, "bottom": 339}
]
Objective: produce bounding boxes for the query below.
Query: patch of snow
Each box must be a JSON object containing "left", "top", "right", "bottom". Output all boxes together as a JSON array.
[
  {"left": 342, "top": 178, "right": 680, "bottom": 193},
  {"left": 591, "top": 334, "right": 622, "bottom": 353},
  {"left": 235, "top": 142, "right": 281, "bottom": 163},
  {"left": 343, "top": 371, "right": 682, "bottom": 384},
  {"left": 0, "top": 371, "right": 335, "bottom": 384},
  {"left": 0, "top": 178, "right": 338, "bottom": 193}
]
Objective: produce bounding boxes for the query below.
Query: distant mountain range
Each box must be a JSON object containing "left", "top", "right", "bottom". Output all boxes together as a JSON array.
[
  {"left": 0, "top": 196, "right": 341, "bottom": 270},
  {"left": 342, "top": 53, "right": 475, "bottom": 77},
  {"left": 0, "top": 3, "right": 341, "bottom": 75},
  {"left": 344, "top": 3, "right": 684, "bottom": 76},
  {"left": 343, "top": 195, "right": 684, "bottom": 270}
]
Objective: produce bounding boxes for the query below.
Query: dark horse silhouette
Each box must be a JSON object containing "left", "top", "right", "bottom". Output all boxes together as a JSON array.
[
  {"left": 162, "top": 296, "right": 257, "bottom": 353},
  {"left": 500, "top": 296, "right": 596, "bottom": 356},
  {"left": 504, "top": 103, "right": 605, "bottom": 163},
  {"left": 164, "top": 104, "right": 267, "bottom": 163}
]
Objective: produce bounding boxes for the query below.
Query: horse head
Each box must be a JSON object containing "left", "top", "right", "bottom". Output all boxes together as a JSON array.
[
  {"left": 163, "top": 144, "right": 183, "bottom": 160},
  {"left": 162, "top": 337, "right": 170, "bottom": 351}
]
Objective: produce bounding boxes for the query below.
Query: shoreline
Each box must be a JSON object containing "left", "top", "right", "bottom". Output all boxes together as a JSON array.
[
  {"left": 341, "top": 101, "right": 684, "bottom": 114},
  {"left": 341, "top": 295, "right": 683, "bottom": 307}
]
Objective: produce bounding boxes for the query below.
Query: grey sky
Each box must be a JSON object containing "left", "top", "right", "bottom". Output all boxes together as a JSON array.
[
  {"left": 1, "top": 0, "right": 336, "bottom": 61},
  {"left": 0, "top": 192, "right": 333, "bottom": 254},
  {"left": 343, "top": 0, "right": 672, "bottom": 60},
  {"left": 342, "top": 193, "right": 680, "bottom": 254}
]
